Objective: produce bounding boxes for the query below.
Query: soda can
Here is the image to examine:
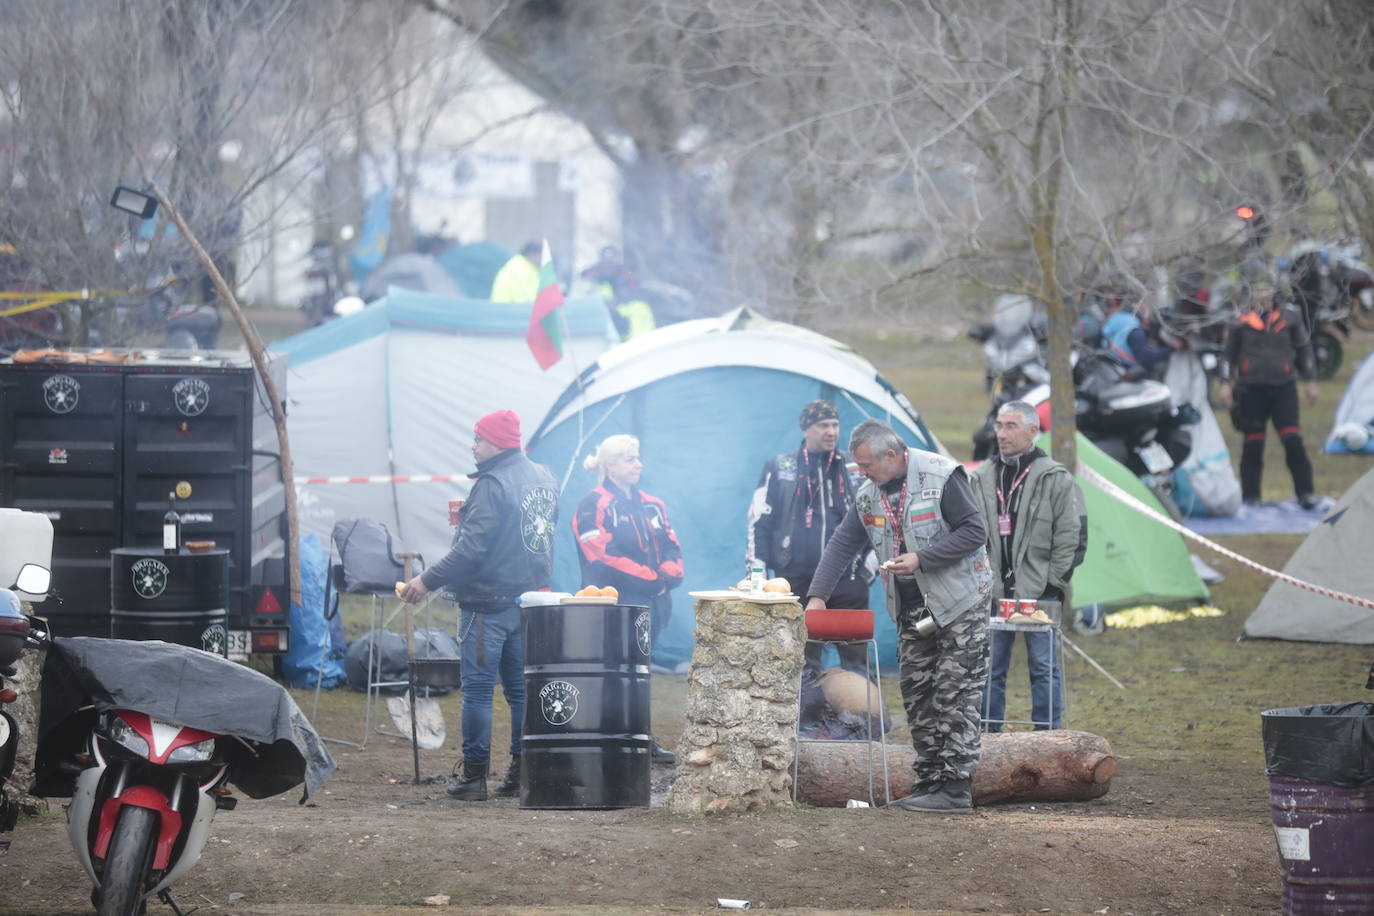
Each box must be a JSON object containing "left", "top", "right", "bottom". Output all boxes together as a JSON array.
[
  {"left": 998, "top": 598, "right": 1016, "bottom": 619},
  {"left": 448, "top": 499, "right": 464, "bottom": 526},
  {"left": 1017, "top": 599, "right": 1038, "bottom": 616}
]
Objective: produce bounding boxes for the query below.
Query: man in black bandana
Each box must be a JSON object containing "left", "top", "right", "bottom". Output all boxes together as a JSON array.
[
  {"left": 748, "top": 400, "right": 874, "bottom": 675},
  {"left": 970, "top": 401, "right": 1086, "bottom": 730}
]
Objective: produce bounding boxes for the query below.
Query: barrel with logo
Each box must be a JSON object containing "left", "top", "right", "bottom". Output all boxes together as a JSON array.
[
  {"left": 521, "top": 602, "right": 652, "bottom": 809},
  {"left": 110, "top": 547, "right": 230, "bottom": 656},
  {"left": 1262, "top": 703, "right": 1374, "bottom": 914}
]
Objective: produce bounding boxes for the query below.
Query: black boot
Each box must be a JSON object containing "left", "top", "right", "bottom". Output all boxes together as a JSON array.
[
  {"left": 494, "top": 757, "right": 521, "bottom": 798},
  {"left": 887, "top": 778, "right": 973, "bottom": 813},
  {"left": 650, "top": 737, "right": 676, "bottom": 764},
  {"left": 446, "top": 760, "right": 488, "bottom": 800}
]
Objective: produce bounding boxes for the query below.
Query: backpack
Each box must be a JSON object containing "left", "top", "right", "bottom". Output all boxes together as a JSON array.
[{"left": 330, "top": 519, "right": 405, "bottom": 594}]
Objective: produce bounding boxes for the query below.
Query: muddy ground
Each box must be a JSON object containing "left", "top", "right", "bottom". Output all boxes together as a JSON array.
[{"left": 0, "top": 667, "right": 1284, "bottom": 916}]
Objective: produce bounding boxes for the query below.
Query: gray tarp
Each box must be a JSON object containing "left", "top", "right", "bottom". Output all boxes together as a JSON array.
[{"left": 33, "top": 637, "right": 335, "bottom": 800}]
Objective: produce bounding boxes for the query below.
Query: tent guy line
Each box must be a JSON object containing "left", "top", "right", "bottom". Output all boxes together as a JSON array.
[
  {"left": 294, "top": 475, "right": 466, "bottom": 485},
  {"left": 1077, "top": 462, "right": 1374, "bottom": 613}
]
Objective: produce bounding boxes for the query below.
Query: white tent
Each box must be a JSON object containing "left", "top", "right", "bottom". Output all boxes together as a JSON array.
[
  {"left": 271, "top": 288, "right": 616, "bottom": 565},
  {"left": 1243, "top": 467, "right": 1374, "bottom": 644},
  {"left": 1325, "top": 349, "right": 1374, "bottom": 454},
  {"left": 526, "top": 306, "right": 944, "bottom": 668}
]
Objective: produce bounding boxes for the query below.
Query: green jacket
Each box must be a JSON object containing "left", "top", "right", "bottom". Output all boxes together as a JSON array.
[{"left": 970, "top": 453, "right": 1085, "bottom": 601}]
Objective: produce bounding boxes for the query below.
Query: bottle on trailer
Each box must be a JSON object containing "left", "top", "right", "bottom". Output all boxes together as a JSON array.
[{"left": 162, "top": 493, "right": 181, "bottom": 554}]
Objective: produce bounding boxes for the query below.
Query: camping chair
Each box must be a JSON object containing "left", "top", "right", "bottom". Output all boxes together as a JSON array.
[{"left": 311, "top": 519, "right": 452, "bottom": 752}]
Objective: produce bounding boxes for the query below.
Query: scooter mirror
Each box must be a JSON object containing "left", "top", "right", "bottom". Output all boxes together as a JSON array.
[{"left": 13, "top": 564, "right": 50, "bottom": 596}]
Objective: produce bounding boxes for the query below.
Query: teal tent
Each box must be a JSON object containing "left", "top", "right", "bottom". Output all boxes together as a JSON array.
[{"left": 527, "top": 307, "right": 943, "bottom": 669}]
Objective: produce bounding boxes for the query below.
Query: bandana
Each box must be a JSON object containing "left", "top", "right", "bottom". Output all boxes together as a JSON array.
[{"left": 799, "top": 399, "right": 839, "bottom": 430}]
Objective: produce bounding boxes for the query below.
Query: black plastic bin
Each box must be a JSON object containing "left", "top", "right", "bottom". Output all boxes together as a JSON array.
[
  {"left": 1261, "top": 702, "right": 1374, "bottom": 914},
  {"left": 110, "top": 547, "right": 229, "bottom": 656},
  {"left": 521, "top": 602, "right": 652, "bottom": 809}
]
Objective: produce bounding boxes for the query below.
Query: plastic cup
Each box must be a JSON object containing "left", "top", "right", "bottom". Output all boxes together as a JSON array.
[
  {"left": 1017, "top": 599, "right": 1038, "bottom": 616},
  {"left": 998, "top": 598, "right": 1016, "bottom": 619},
  {"left": 448, "top": 499, "right": 464, "bottom": 526}
]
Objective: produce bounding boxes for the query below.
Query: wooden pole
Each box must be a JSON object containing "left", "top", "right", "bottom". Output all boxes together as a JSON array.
[{"left": 149, "top": 186, "right": 301, "bottom": 606}]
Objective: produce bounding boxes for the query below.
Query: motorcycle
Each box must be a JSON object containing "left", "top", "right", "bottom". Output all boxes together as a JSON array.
[
  {"left": 32, "top": 638, "right": 335, "bottom": 916},
  {"left": 300, "top": 241, "right": 339, "bottom": 328},
  {"left": 0, "top": 564, "right": 52, "bottom": 852},
  {"left": 970, "top": 334, "right": 1194, "bottom": 518},
  {"left": 968, "top": 295, "right": 1051, "bottom": 460},
  {"left": 1286, "top": 242, "right": 1374, "bottom": 379}
]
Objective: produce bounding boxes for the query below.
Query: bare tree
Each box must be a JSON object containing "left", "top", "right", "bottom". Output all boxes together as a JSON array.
[{"left": 0, "top": 0, "right": 408, "bottom": 345}]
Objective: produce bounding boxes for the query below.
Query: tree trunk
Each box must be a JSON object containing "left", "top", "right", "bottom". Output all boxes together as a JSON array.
[{"left": 795, "top": 729, "right": 1115, "bottom": 807}]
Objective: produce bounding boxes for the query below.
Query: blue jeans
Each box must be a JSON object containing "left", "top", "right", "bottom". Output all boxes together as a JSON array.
[
  {"left": 458, "top": 606, "right": 525, "bottom": 763},
  {"left": 982, "top": 628, "right": 1062, "bottom": 731}
]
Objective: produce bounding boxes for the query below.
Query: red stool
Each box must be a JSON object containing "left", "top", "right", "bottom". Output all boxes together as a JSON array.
[{"left": 792, "top": 607, "right": 892, "bottom": 806}]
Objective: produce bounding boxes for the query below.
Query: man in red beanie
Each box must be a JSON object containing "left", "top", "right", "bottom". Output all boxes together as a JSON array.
[{"left": 400, "top": 409, "right": 558, "bottom": 801}]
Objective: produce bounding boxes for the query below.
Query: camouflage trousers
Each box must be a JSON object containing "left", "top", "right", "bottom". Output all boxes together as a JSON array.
[{"left": 897, "top": 601, "right": 990, "bottom": 793}]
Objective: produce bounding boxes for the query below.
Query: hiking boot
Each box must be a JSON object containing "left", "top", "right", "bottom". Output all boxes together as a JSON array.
[
  {"left": 446, "top": 760, "right": 488, "bottom": 801},
  {"left": 494, "top": 757, "right": 521, "bottom": 798},
  {"left": 1298, "top": 493, "right": 1320, "bottom": 511},
  {"left": 886, "top": 778, "right": 973, "bottom": 814},
  {"left": 650, "top": 738, "right": 676, "bottom": 764}
]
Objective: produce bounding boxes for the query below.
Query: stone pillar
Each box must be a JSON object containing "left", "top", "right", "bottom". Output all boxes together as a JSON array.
[{"left": 665, "top": 596, "right": 805, "bottom": 814}]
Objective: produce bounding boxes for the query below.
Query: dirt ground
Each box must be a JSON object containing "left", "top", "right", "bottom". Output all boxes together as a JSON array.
[{"left": 0, "top": 672, "right": 1283, "bottom": 916}]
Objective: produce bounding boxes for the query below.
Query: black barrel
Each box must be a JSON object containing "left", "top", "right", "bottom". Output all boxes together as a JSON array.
[
  {"left": 521, "top": 602, "right": 652, "bottom": 809},
  {"left": 110, "top": 547, "right": 230, "bottom": 656}
]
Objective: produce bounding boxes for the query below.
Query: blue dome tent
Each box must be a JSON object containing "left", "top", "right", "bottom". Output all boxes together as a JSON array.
[{"left": 526, "top": 306, "right": 944, "bottom": 669}]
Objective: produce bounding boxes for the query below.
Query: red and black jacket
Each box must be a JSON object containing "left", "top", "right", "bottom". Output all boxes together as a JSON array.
[
  {"left": 572, "top": 481, "right": 684, "bottom": 606},
  {"left": 1221, "top": 302, "right": 1315, "bottom": 386}
]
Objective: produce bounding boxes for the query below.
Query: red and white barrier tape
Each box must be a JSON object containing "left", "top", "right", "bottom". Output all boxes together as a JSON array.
[
  {"left": 294, "top": 474, "right": 465, "bottom": 485},
  {"left": 1076, "top": 461, "right": 1374, "bottom": 612}
]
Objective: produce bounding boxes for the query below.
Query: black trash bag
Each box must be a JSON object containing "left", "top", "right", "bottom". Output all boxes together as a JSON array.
[
  {"left": 1262, "top": 702, "right": 1374, "bottom": 789},
  {"left": 344, "top": 629, "right": 409, "bottom": 694},
  {"left": 331, "top": 519, "right": 405, "bottom": 594}
]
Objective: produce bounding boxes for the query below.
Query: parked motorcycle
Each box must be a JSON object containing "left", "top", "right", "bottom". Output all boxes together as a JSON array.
[
  {"left": 33, "top": 638, "right": 335, "bottom": 916},
  {"left": 969, "top": 335, "right": 1194, "bottom": 517},
  {"left": 300, "top": 241, "right": 339, "bottom": 327},
  {"left": 0, "top": 564, "right": 51, "bottom": 852},
  {"left": 1287, "top": 242, "right": 1374, "bottom": 379},
  {"left": 968, "top": 295, "right": 1050, "bottom": 460}
]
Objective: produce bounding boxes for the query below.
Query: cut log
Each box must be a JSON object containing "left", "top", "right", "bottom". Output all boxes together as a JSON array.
[{"left": 795, "top": 729, "right": 1115, "bottom": 807}]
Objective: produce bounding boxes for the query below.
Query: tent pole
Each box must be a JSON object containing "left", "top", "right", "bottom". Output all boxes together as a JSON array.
[{"left": 1060, "top": 633, "right": 1126, "bottom": 690}]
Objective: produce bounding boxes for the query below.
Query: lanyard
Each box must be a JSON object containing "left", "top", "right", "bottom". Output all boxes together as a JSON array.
[
  {"left": 800, "top": 448, "right": 837, "bottom": 528},
  {"left": 879, "top": 479, "right": 907, "bottom": 557},
  {"left": 995, "top": 461, "right": 1033, "bottom": 515}
]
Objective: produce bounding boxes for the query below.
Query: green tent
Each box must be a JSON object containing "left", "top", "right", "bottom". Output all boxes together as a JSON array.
[{"left": 1039, "top": 433, "right": 1210, "bottom": 609}]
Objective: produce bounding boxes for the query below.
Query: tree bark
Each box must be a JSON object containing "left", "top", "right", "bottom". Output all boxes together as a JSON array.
[{"left": 795, "top": 729, "right": 1115, "bottom": 807}]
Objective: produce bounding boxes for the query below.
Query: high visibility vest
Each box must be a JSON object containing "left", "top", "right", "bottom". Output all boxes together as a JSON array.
[{"left": 616, "top": 299, "right": 656, "bottom": 339}]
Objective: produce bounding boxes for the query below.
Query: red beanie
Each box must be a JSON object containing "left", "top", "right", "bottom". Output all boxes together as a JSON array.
[{"left": 475, "top": 409, "right": 521, "bottom": 449}]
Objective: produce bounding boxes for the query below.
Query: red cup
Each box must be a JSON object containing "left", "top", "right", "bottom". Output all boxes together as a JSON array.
[
  {"left": 1017, "top": 599, "right": 1038, "bottom": 616},
  {"left": 998, "top": 598, "right": 1016, "bottom": 619},
  {"left": 448, "top": 499, "right": 464, "bottom": 526}
]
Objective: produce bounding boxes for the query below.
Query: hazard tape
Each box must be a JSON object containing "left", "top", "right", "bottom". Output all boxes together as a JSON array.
[
  {"left": 1076, "top": 461, "right": 1374, "bottom": 612},
  {"left": 294, "top": 474, "right": 466, "bottom": 485}
]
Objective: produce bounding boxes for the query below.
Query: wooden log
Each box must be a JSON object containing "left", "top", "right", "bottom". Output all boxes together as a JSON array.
[{"left": 795, "top": 729, "right": 1115, "bottom": 807}]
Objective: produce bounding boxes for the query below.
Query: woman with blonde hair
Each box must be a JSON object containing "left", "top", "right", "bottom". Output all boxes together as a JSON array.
[{"left": 571, "top": 433, "right": 684, "bottom": 762}]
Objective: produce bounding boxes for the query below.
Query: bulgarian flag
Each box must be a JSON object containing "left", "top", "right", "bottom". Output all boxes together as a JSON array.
[{"left": 525, "top": 240, "right": 565, "bottom": 370}]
